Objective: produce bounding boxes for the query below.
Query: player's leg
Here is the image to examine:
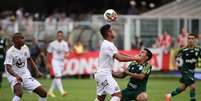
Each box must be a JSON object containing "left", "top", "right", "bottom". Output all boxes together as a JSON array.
[
  {"left": 12, "top": 83, "right": 23, "bottom": 101},
  {"left": 111, "top": 92, "right": 122, "bottom": 101},
  {"left": 48, "top": 59, "right": 67, "bottom": 96},
  {"left": 33, "top": 86, "right": 47, "bottom": 101},
  {"left": 165, "top": 82, "right": 186, "bottom": 101},
  {"left": 94, "top": 74, "right": 107, "bottom": 101},
  {"left": 105, "top": 76, "right": 121, "bottom": 101},
  {"left": 136, "top": 92, "right": 148, "bottom": 101},
  {"left": 189, "top": 83, "right": 196, "bottom": 101},
  {"left": 47, "top": 60, "right": 59, "bottom": 97},
  {"left": 23, "top": 77, "right": 47, "bottom": 101}
]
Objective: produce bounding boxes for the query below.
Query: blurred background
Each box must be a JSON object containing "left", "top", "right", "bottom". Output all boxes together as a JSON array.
[{"left": 0, "top": 0, "right": 201, "bottom": 100}]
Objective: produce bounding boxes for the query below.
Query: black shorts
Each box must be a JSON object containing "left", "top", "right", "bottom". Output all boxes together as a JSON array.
[
  {"left": 179, "top": 76, "right": 195, "bottom": 86},
  {"left": 121, "top": 88, "right": 144, "bottom": 101}
]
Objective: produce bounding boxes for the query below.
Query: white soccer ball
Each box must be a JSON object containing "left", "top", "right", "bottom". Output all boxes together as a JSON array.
[{"left": 104, "top": 9, "right": 118, "bottom": 22}]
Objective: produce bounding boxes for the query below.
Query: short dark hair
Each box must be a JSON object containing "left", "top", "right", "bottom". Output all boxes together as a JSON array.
[
  {"left": 57, "top": 30, "right": 64, "bottom": 34},
  {"left": 100, "top": 24, "right": 111, "bottom": 39},
  {"left": 12, "top": 32, "right": 23, "bottom": 40},
  {"left": 144, "top": 48, "right": 152, "bottom": 61},
  {"left": 188, "top": 33, "right": 197, "bottom": 38}
]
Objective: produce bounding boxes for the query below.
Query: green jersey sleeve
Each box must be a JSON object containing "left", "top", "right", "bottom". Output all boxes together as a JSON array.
[{"left": 142, "top": 64, "right": 152, "bottom": 75}]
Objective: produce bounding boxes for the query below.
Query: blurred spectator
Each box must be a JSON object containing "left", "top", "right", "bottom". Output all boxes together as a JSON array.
[
  {"left": 131, "top": 35, "right": 143, "bottom": 49},
  {"left": 29, "top": 37, "right": 40, "bottom": 77},
  {"left": 44, "top": 15, "right": 57, "bottom": 36},
  {"left": 19, "top": 12, "right": 33, "bottom": 34},
  {"left": 16, "top": 7, "right": 24, "bottom": 20},
  {"left": 153, "top": 31, "right": 173, "bottom": 52},
  {"left": 176, "top": 28, "right": 188, "bottom": 48},
  {"left": 158, "top": 31, "right": 173, "bottom": 48},
  {"left": 198, "top": 32, "right": 201, "bottom": 46},
  {"left": 57, "top": 13, "right": 73, "bottom": 36}
]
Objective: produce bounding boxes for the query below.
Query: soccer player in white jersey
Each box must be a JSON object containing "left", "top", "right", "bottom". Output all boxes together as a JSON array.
[
  {"left": 94, "top": 24, "right": 140, "bottom": 101},
  {"left": 47, "top": 31, "right": 68, "bottom": 97},
  {"left": 4, "top": 33, "right": 47, "bottom": 101}
]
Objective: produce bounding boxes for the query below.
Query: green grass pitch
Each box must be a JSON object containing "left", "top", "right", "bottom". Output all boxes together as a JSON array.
[{"left": 0, "top": 77, "right": 201, "bottom": 101}]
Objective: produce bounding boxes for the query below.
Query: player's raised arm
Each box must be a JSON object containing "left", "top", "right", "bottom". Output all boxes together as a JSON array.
[
  {"left": 112, "top": 71, "right": 127, "bottom": 78},
  {"left": 113, "top": 53, "right": 139, "bottom": 62}
]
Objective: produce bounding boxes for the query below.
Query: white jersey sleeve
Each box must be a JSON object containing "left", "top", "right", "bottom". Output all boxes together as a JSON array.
[
  {"left": 4, "top": 51, "right": 13, "bottom": 65},
  {"left": 64, "top": 42, "right": 69, "bottom": 52},
  {"left": 47, "top": 42, "right": 53, "bottom": 53}
]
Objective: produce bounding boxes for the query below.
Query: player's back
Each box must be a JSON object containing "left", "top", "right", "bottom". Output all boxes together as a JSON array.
[
  {"left": 96, "top": 40, "right": 118, "bottom": 75},
  {"left": 4, "top": 45, "right": 31, "bottom": 79}
]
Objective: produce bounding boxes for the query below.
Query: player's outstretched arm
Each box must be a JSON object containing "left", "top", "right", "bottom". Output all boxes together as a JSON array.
[
  {"left": 124, "top": 70, "right": 145, "bottom": 80},
  {"left": 27, "top": 58, "right": 43, "bottom": 77},
  {"left": 112, "top": 72, "right": 127, "bottom": 78},
  {"left": 5, "top": 64, "right": 23, "bottom": 82},
  {"left": 113, "top": 53, "right": 139, "bottom": 62}
]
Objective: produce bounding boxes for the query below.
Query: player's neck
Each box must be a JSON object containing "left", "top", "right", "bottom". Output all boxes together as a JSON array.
[
  {"left": 106, "top": 38, "right": 113, "bottom": 42},
  {"left": 57, "top": 39, "right": 62, "bottom": 43},
  {"left": 187, "top": 44, "right": 195, "bottom": 48},
  {"left": 14, "top": 45, "right": 21, "bottom": 50}
]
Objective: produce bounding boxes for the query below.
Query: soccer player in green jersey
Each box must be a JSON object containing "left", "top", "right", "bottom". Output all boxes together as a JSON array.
[
  {"left": 113, "top": 48, "right": 152, "bottom": 101},
  {"left": 0, "top": 37, "right": 6, "bottom": 90},
  {"left": 165, "top": 33, "right": 201, "bottom": 101}
]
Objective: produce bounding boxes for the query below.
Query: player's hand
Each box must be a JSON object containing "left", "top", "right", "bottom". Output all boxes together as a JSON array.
[
  {"left": 16, "top": 75, "right": 23, "bottom": 82},
  {"left": 36, "top": 71, "right": 43, "bottom": 78}
]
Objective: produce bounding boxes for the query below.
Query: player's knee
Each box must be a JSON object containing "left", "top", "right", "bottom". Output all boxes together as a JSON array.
[
  {"left": 15, "top": 89, "right": 23, "bottom": 97},
  {"left": 14, "top": 84, "right": 23, "bottom": 97},
  {"left": 137, "top": 92, "right": 148, "bottom": 101},
  {"left": 190, "top": 84, "right": 196, "bottom": 91}
]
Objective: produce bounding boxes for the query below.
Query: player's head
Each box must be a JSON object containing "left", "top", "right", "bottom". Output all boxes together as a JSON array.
[
  {"left": 139, "top": 48, "right": 152, "bottom": 62},
  {"left": 100, "top": 24, "right": 116, "bottom": 40},
  {"left": 12, "top": 32, "right": 25, "bottom": 47},
  {"left": 187, "top": 33, "right": 197, "bottom": 46},
  {"left": 56, "top": 31, "right": 64, "bottom": 41}
]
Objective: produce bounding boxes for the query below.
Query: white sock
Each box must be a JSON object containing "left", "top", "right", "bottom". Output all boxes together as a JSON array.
[
  {"left": 55, "top": 78, "right": 65, "bottom": 94},
  {"left": 49, "top": 79, "right": 57, "bottom": 92},
  {"left": 12, "top": 95, "right": 21, "bottom": 101},
  {"left": 110, "top": 96, "right": 121, "bottom": 101},
  {"left": 94, "top": 98, "right": 99, "bottom": 101},
  {"left": 39, "top": 97, "right": 47, "bottom": 101}
]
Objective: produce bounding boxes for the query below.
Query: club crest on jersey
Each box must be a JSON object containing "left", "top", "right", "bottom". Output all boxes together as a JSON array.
[{"left": 15, "top": 58, "right": 25, "bottom": 68}]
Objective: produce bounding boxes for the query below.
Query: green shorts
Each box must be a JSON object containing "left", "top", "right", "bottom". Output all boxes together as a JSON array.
[
  {"left": 121, "top": 88, "right": 144, "bottom": 101},
  {"left": 179, "top": 76, "right": 195, "bottom": 86}
]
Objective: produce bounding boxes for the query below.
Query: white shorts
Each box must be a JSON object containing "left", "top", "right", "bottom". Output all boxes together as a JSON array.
[
  {"left": 7, "top": 75, "right": 41, "bottom": 91},
  {"left": 51, "top": 59, "right": 64, "bottom": 77},
  {"left": 94, "top": 74, "right": 120, "bottom": 96}
]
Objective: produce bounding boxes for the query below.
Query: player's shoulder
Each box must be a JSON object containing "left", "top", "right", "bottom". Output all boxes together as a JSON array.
[
  {"left": 145, "top": 62, "right": 152, "bottom": 69},
  {"left": 61, "top": 40, "right": 68, "bottom": 45},
  {"left": 20, "top": 45, "right": 30, "bottom": 51},
  {"left": 102, "top": 40, "right": 115, "bottom": 48},
  {"left": 6, "top": 46, "right": 15, "bottom": 54},
  {"left": 195, "top": 46, "right": 201, "bottom": 50}
]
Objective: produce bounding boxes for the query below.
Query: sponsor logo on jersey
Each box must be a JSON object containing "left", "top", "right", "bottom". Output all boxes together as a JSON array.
[{"left": 185, "top": 58, "right": 196, "bottom": 63}]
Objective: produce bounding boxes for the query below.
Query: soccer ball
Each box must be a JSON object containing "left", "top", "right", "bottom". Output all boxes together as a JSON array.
[{"left": 104, "top": 9, "right": 118, "bottom": 22}]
